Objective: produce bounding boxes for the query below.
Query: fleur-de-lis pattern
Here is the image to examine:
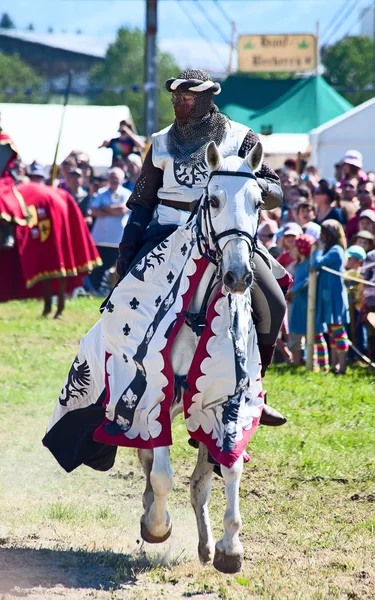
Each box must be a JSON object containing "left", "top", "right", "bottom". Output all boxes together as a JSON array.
[
  {"left": 130, "top": 297, "right": 140, "bottom": 310},
  {"left": 106, "top": 300, "right": 115, "bottom": 313},
  {"left": 122, "top": 324, "right": 131, "bottom": 336}
]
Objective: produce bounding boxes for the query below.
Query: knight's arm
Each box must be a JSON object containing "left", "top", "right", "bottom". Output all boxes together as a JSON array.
[
  {"left": 117, "top": 146, "right": 164, "bottom": 278},
  {"left": 238, "top": 130, "right": 283, "bottom": 210}
]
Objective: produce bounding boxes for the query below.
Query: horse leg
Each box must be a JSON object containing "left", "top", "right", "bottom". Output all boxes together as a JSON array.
[
  {"left": 190, "top": 443, "right": 215, "bottom": 565},
  {"left": 213, "top": 456, "right": 244, "bottom": 574},
  {"left": 42, "top": 279, "right": 52, "bottom": 317},
  {"left": 138, "top": 448, "right": 154, "bottom": 517},
  {"left": 140, "top": 446, "right": 173, "bottom": 543},
  {"left": 54, "top": 278, "right": 66, "bottom": 319}
]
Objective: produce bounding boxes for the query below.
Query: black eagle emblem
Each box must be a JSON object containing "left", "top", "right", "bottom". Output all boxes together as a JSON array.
[{"left": 59, "top": 356, "right": 91, "bottom": 406}]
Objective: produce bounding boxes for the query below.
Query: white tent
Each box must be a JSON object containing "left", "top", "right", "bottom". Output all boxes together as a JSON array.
[
  {"left": 0, "top": 103, "right": 133, "bottom": 168},
  {"left": 258, "top": 133, "right": 310, "bottom": 169},
  {"left": 310, "top": 98, "right": 375, "bottom": 179}
]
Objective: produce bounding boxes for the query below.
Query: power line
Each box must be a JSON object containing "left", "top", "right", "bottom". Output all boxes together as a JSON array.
[
  {"left": 211, "top": 0, "right": 232, "bottom": 25},
  {"left": 321, "top": 0, "right": 359, "bottom": 45},
  {"left": 194, "top": 0, "right": 231, "bottom": 45},
  {"left": 175, "top": 0, "right": 228, "bottom": 70},
  {"left": 321, "top": 0, "right": 348, "bottom": 40},
  {"left": 341, "top": 3, "right": 373, "bottom": 39}
]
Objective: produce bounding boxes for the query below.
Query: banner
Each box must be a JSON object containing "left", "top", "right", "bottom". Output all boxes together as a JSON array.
[{"left": 238, "top": 34, "right": 317, "bottom": 73}]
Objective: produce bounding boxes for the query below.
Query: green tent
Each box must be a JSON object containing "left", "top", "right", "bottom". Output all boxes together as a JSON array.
[{"left": 217, "top": 76, "right": 352, "bottom": 134}]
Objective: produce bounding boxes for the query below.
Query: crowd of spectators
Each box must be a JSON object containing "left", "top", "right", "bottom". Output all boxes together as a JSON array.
[
  {"left": 263, "top": 149, "right": 375, "bottom": 374},
  {"left": 9, "top": 128, "right": 375, "bottom": 373},
  {"left": 11, "top": 120, "right": 146, "bottom": 295}
]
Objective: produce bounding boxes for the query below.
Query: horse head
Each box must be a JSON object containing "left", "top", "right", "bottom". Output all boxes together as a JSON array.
[{"left": 201, "top": 140, "right": 264, "bottom": 294}]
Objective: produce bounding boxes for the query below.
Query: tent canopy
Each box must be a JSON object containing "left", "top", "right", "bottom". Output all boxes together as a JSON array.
[
  {"left": 217, "top": 75, "right": 352, "bottom": 135},
  {"left": 0, "top": 104, "right": 133, "bottom": 168},
  {"left": 310, "top": 97, "right": 375, "bottom": 178}
]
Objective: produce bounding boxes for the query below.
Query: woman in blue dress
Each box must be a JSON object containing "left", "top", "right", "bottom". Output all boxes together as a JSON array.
[{"left": 312, "top": 219, "right": 350, "bottom": 375}]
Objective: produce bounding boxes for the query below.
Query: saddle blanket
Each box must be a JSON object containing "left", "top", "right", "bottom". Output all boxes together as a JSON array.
[{"left": 43, "top": 220, "right": 264, "bottom": 471}]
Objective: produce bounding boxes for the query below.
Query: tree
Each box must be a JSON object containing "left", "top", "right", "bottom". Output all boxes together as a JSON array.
[
  {"left": 322, "top": 36, "right": 374, "bottom": 106},
  {"left": 0, "top": 12, "right": 15, "bottom": 29},
  {"left": 89, "top": 27, "right": 181, "bottom": 134},
  {"left": 0, "top": 52, "right": 43, "bottom": 103},
  {"left": 27, "top": 23, "right": 35, "bottom": 31}
]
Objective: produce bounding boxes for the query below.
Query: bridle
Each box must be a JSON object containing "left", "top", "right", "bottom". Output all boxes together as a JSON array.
[{"left": 195, "top": 170, "right": 259, "bottom": 267}]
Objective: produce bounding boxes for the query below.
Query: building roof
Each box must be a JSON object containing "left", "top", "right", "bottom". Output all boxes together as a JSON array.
[
  {"left": 0, "top": 28, "right": 109, "bottom": 58},
  {"left": 217, "top": 75, "right": 353, "bottom": 134}
]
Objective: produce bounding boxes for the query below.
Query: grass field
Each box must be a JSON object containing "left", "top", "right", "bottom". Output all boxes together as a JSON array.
[{"left": 0, "top": 298, "right": 374, "bottom": 600}]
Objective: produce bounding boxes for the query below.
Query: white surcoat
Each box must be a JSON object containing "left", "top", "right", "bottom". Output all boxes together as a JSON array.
[{"left": 150, "top": 121, "right": 249, "bottom": 227}]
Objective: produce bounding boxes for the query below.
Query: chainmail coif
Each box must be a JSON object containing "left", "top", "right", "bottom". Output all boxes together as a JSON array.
[{"left": 167, "top": 69, "right": 227, "bottom": 167}]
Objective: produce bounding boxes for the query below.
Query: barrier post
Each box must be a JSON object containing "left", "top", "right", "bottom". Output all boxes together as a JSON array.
[{"left": 306, "top": 244, "right": 318, "bottom": 371}]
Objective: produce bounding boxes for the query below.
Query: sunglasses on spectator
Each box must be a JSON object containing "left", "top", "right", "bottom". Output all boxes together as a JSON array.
[
  {"left": 358, "top": 189, "right": 371, "bottom": 194},
  {"left": 342, "top": 183, "right": 355, "bottom": 189}
]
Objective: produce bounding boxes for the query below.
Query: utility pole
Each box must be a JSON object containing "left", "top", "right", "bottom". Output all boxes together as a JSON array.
[
  {"left": 144, "top": 0, "right": 158, "bottom": 137},
  {"left": 316, "top": 21, "right": 320, "bottom": 76},
  {"left": 228, "top": 21, "right": 236, "bottom": 75}
]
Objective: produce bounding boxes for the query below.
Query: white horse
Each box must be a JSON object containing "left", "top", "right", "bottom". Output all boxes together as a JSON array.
[{"left": 137, "top": 140, "right": 265, "bottom": 574}]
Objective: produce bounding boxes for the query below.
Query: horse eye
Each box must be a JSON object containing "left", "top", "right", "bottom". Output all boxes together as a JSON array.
[
  {"left": 209, "top": 196, "right": 220, "bottom": 209},
  {"left": 255, "top": 201, "right": 263, "bottom": 210}
]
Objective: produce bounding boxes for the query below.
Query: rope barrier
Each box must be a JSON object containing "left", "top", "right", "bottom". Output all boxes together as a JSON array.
[
  {"left": 320, "top": 266, "right": 375, "bottom": 287},
  {"left": 348, "top": 340, "right": 375, "bottom": 370}
]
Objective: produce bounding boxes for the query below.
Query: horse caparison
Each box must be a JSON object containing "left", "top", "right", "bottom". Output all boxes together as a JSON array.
[{"left": 137, "top": 141, "right": 265, "bottom": 574}]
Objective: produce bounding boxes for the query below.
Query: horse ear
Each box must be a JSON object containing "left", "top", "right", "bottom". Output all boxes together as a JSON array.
[
  {"left": 206, "top": 141, "right": 223, "bottom": 172},
  {"left": 245, "top": 141, "right": 263, "bottom": 173}
]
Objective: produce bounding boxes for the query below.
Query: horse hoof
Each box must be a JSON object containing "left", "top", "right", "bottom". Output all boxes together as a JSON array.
[
  {"left": 198, "top": 543, "right": 214, "bottom": 565},
  {"left": 140, "top": 520, "right": 172, "bottom": 544},
  {"left": 213, "top": 546, "right": 243, "bottom": 574}
]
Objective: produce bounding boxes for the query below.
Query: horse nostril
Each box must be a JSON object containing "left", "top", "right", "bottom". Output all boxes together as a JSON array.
[
  {"left": 223, "top": 270, "right": 236, "bottom": 288},
  {"left": 244, "top": 272, "right": 253, "bottom": 287}
]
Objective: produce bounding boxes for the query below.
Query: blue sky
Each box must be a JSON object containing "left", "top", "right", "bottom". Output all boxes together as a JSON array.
[{"left": 0, "top": 0, "right": 372, "bottom": 72}]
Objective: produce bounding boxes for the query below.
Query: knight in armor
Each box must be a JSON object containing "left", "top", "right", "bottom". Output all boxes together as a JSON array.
[{"left": 116, "top": 70, "right": 287, "bottom": 426}]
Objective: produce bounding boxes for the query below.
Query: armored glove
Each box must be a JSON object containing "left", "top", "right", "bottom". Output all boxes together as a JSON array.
[{"left": 116, "top": 204, "right": 153, "bottom": 280}]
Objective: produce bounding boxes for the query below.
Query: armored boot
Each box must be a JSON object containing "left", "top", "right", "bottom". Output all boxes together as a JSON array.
[{"left": 259, "top": 344, "right": 287, "bottom": 427}]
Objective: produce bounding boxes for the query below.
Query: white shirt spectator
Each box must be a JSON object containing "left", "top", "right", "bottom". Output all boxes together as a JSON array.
[{"left": 91, "top": 185, "right": 131, "bottom": 245}]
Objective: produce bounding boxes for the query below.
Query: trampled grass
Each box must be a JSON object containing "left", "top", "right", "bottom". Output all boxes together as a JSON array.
[{"left": 0, "top": 298, "right": 374, "bottom": 599}]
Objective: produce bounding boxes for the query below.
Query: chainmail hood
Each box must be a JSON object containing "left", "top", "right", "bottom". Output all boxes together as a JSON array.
[{"left": 166, "top": 69, "right": 227, "bottom": 167}]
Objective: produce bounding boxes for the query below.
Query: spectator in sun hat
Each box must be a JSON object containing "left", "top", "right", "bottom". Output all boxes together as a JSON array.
[
  {"left": 277, "top": 222, "right": 303, "bottom": 274},
  {"left": 358, "top": 209, "right": 375, "bottom": 237},
  {"left": 28, "top": 162, "right": 46, "bottom": 183},
  {"left": 341, "top": 149, "right": 367, "bottom": 183},
  {"left": 353, "top": 230, "right": 375, "bottom": 254}
]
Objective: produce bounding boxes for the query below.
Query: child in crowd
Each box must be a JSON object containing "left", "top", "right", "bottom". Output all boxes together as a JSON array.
[
  {"left": 288, "top": 234, "right": 316, "bottom": 365},
  {"left": 353, "top": 230, "right": 375, "bottom": 254},
  {"left": 277, "top": 222, "right": 303, "bottom": 275},
  {"left": 312, "top": 220, "right": 350, "bottom": 375},
  {"left": 345, "top": 245, "right": 367, "bottom": 358}
]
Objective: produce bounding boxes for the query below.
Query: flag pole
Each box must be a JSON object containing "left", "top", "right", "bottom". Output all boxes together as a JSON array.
[{"left": 49, "top": 70, "right": 73, "bottom": 185}]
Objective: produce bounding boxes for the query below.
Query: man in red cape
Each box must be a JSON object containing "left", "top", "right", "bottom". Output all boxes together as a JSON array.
[{"left": 0, "top": 127, "right": 102, "bottom": 316}]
